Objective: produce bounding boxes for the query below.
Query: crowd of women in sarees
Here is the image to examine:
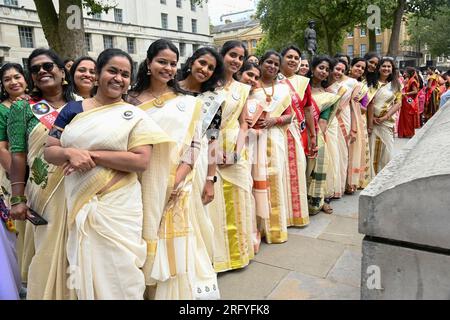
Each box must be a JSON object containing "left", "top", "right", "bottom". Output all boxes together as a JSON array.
[{"left": 1, "top": 36, "right": 410, "bottom": 300}]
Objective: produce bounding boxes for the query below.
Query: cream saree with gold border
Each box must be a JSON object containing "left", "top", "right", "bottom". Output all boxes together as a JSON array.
[
  {"left": 139, "top": 94, "right": 209, "bottom": 300},
  {"left": 209, "top": 81, "right": 255, "bottom": 272},
  {"left": 248, "top": 83, "right": 291, "bottom": 244},
  {"left": 62, "top": 102, "right": 169, "bottom": 300},
  {"left": 369, "top": 82, "right": 401, "bottom": 176}
]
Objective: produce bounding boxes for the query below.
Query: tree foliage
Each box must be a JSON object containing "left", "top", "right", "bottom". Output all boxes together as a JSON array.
[
  {"left": 34, "top": 0, "right": 116, "bottom": 59},
  {"left": 256, "top": 0, "right": 394, "bottom": 56},
  {"left": 405, "top": 4, "right": 450, "bottom": 58}
]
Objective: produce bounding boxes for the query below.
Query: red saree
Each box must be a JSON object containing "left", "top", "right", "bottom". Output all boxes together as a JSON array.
[{"left": 398, "top": 77, "right": 419, "bottom": 138}]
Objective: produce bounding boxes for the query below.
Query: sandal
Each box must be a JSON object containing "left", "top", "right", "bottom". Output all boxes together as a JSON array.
[{"left": 322, "top": 203, "right": 333, "bottom": 214}]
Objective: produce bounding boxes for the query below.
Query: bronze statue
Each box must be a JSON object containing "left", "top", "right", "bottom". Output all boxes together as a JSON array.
[{"left": 304, "top": 20, "right": 317, "bottom": 57}]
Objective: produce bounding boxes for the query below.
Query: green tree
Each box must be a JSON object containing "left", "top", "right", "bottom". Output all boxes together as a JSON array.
[
  {"left": 256, "top": 0, "right": 377, "bottom": 55},
  {"left": 405, "top": 5, "right": 450, "bottom": 58},
  {"left": 34, "top": 0, "right": 116, "bottom": 59},
  {"left": 386, "top": 0, "right": 445, "bottom": 56}
]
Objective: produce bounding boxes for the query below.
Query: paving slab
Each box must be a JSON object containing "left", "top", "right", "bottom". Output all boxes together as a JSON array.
[
  {"left": 217, "top": 261, "right": 290, "bottom": 300},
  {"left": 268, "top": 271, "right": 360, "bottom": 300},
  {"left": 287, "top": 213, "right": 332, "bottom": 238},
  {"left": 327, "top": 249, "right": 362, "bottom": 288},
  {"left": 318, "top": 215, "right": 364, "bottom": 247},
  {"left": 330, "top": 192, "right": 360, "bottom": 219},
  {"left": 255, "top": 234, "right": 345, "bottom": 278}
]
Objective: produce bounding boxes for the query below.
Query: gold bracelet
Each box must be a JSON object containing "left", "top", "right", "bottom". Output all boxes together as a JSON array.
[{"left": 11, "top": 182, "right": 26, "bottom": 187}]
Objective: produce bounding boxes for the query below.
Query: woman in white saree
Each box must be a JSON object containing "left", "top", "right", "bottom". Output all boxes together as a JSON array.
[
  {"left": 126, "top": 40, "right": 208, "bottom": 300},
  {"left": 367, "top": 58, "right": 402, "bottom": 176},
  {"left": 45, "top": 49, "right": 170, "bottom": 300}
]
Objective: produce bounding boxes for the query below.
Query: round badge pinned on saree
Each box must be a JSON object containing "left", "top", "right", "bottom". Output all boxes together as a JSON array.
[
  {"left": 232, "top": 91, "right": 241, "bottom": 101},
  {"left": 177, "top": 102, "right": 186, "bottom": 112},
  {"left": 123, "top": 110, "right": 134, "bottom": 120}
]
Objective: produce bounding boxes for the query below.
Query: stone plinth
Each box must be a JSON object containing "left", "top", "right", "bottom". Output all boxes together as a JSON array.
[{"left": 359, "top": 101, "right": 450, "bottom": 299}]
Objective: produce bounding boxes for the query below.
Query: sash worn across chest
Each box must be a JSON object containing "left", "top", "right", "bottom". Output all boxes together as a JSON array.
[{"left": 29, "top": 100, "right": 60, "bottom": 130}]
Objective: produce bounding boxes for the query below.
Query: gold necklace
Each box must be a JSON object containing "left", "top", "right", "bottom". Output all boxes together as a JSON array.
[
  {"left": 148, "top": 90, "right": 169, "bottom": 108},
  {"left": 260, "top": 80, "right": 275, "bottom": 103}
]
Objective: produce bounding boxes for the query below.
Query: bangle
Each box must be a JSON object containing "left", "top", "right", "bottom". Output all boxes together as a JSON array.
[
  {"left": 10, "top": 195, "right": 27, "bottom": 206},
  {"left": 11, "top": 182, "right": 26, "bottom": 187}
]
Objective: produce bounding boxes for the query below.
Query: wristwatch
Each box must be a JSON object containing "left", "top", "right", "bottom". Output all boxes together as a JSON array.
[{"left": 206, "top": 176, "right": 218, "bottom": 183}]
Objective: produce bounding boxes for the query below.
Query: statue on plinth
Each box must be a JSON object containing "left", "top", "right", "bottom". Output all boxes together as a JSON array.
[{"left": 304, "top": 20, "right": 318, "bottom": 58}]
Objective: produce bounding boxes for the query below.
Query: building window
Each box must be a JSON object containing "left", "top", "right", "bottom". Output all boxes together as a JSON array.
[
  {"left": 127, "top": 38, "right": 136, "bottom": 54},
  {"left": 177, "top": 16, "right": 183, "bottom": 31},
  {"left": 22, "top": 58, "right": 29, "bottom": 73},
  {"left": 85, "top": 33, "right": 92, "bottom": 52},
  {"left": 92, "top": 12, "right": 101, "bottom": 20},
  {"left": 4, "top": 0, "right": 19, "bottom": 6},
  {"left": 193, "top": 44, "right": 200, "bottom": 52},
  {"left": 375, "top": 28, "right": 382, "bottom": 35},
  {"left": 347, "top": 31, "right": 354, "bottom": 38},
  {"left": 114, "top": 8, "right": 123, "bottom": 23},
  {"left": 160, "top": 0, "right": 166, "bottom": 4},
  {"left": 18, "top": 26, "right": 34, "bottom": 48},
  {"left": 161, "top": 13, "right": 168, "bottom": 29},
  {"left": 360, "top": 44, "right": 367, "bottom": 57},
  {"left": 191, "top": 0, "right": 196, "bottom": 11},
  {"left": 252, "top": 39, "right": 257, "bottom": 48},
  {"left": 176, "top": 0, "right": 182, "bottom": 8},
  {"left": 103, "top": 35, "right": 114, "bottom": 49},
  {"left": 437, "top": 56, "right": 445, "bottom": 63},
  {"left": 360, "top": 28, "right": 366, "bottom": 37},
  {"left": 191, "top": 19, "right": 197, "bottom": 33},
  {"left": 179, "top": 43, "right": 186, "bottom": 57},
  {"left": 347, "top": 45, "right": 354, "bottom": 58},
  {"left": 376, "top": 42, "right": 382, "bottom": 55}
]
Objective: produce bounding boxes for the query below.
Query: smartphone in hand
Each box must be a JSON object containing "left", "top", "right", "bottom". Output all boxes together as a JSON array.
[{"left": 27, "top": 209, "right": 48, "bottom": 226}]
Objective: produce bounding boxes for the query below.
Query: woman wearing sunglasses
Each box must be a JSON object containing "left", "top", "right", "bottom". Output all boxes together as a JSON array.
[{"left": 7, "top": 48, "right": 74, "bottom": 300}]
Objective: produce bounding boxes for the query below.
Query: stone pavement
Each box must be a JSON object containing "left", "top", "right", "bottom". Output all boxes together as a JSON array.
[{"left": 217, "top": 138, "right": 410, "bottom": 300}]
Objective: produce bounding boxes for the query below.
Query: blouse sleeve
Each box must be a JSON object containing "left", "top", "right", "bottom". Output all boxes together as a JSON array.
[
  {"left": 7, "top": 101, "right": 32, "bottom": 153},
  {"left": 319, "top": 106, "right": 333, "bottom": 121},
  {"left": 304, "top": 85, "right": 313, "bottom": 108},
  {"left": 180, "top": 124, "right": 202, "bottom": 167},
  {"left": 49, "top": 101, "right": 83, "bottom": 139},
  {"left": 0, "top": 105, "right": 9, "bottom": 142}
]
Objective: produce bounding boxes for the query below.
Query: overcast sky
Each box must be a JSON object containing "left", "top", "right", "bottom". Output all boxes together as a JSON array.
[{"left": 207, "top": 0, "right": 257, "bottom": 25}]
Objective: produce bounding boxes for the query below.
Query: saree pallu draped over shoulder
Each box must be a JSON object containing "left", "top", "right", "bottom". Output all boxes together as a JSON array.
[
  {"left": 280, "top": 75, "right": 310, "bottom": 227},
  {"left": 61, "top": 102, "right": 170, "bottom": 300},
  {"left": 208, "top": 81, "right": 255, "bottom": 273},
  {"left": 248, "top": 82, "right": 292, "bottom": 243},
  {"left": 139, "top": 94, "right": 208, "bottom": 300},
  {"left": 307, "top": 88, "right": 345, "bottom": 214},
  {"left": 23, "top": 107, "right": 73, "bottom": 300},
  {"left": 369, "top": 82, "right": 401, "bottom": 176}
]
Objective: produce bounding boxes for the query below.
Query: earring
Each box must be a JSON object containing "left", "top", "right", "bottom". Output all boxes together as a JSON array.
[
  {"left": 32, "top": 87, "right": 39, "bottom": 93},
  {"left": 25, "top": 88, "right": 29, "bottom": 94},
  {"left": 187, "top": 68, "right": 191, "bottom": 73},
  {"left": 63, "top": 79, "right": 69, "bottom": 86},
  {"left": 147, "top": 70, "right": 151, "bottom": 75}
]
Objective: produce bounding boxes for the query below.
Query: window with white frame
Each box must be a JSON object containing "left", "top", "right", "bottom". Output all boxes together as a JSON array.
[
  {"left": 347, "top": 45, "right": 354, "bottom": 58},
  {"left": 360, "top": 28, "right": 367, "bottom": 37},
  {"left": 347, "top": 30, "right": 354, "bottom": 38},
  {"left": 376, "top": 42, "right": 382, "bottom": 55},
  {"left": 103, "top": 35, "right": 114, "bottom": 49},
  {"left": 179, "top": 42, "right": 186, "bottom": 57},
  {"left": 161, "top": 13, "right": 168, "bottom": 29},
  {"left": 19, "top": 26, "right": 34, "bottom": 48},
  {"left": 360, "top": 44, "right": 367, "bottom": 57},
  {"left": 85, "top": 33, "right": 92, "bottom": 52},
  {"left": 114, "top": 8, "right": 123, "bottom": 23},
  {"left": 176, "top": 0, "right": 182, "bottom": 8},
  {"left": 177, "top": 16, "right": 183, "bottom": 31},
  {"left": 192, "top": 19, "right": 197, "bottom": 33},
  {"left": 191, "top": 0, "right": 196, "bottom": 11},
  {"left": 4, "top": 0, "right": 18, "bottom": 6},
  {"left": 127, "top": 38, "right": 136, "bottom": 54}
]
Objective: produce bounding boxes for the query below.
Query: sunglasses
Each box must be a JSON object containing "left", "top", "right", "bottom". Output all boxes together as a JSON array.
[{"left": 30, "top": 62, "right": 56, "bottom": 74}]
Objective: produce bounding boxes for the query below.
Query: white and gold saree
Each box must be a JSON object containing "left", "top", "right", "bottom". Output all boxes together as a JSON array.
[
  {"left": 248, "top": 82, "right": 291, "bottom": 244},
  {"left": 139, "top": 93, "right": 209, "bottom": 300},
  {"left": 61, "top": 102, "right": 169, "bottom": 300},
  {"left": 209, "top": 80, "right": 255, "bottom": 272},
  {"left": 369, "top": 82, "right": 401, "bottom": 176}
]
